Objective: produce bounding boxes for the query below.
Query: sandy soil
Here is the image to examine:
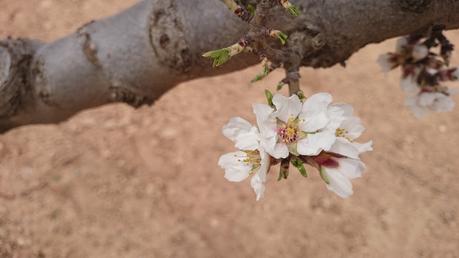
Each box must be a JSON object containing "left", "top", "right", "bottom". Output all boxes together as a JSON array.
[{"left": 1, "top": 1, "right": 459, "bottom": 257}]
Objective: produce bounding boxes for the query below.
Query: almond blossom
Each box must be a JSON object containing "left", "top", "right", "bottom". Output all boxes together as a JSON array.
[
  {"left": 378, "top": 32, "right": 458, "bottom": 118},
  {"left": 253, "top": 93, "right": 340, "bottom": 159},
  {"left": 218, "top": 92, "right": 372, "bottom": 200},
  {"left": 218, "top": 117, "right": 270, "bottom": 200}
]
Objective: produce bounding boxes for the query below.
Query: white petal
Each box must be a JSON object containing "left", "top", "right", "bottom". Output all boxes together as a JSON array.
[
  {"left": 218, "top": 152, "right": 251, "bottom": 182},
  {"left": 234, "top": 127, "right": 260, "bottom": 151},
  {"left": 400, "top": 77, "right": 420, "bottom": 96},
  {"left": 272, "top": 94, "right": 302, "bottom": 123},
  {"left": 329, "top": 138, "right": 360, "bottom": 159},
  {"left": 395, "top": 37, "right": 408, "bottom": 53},
  {"left": 325, "top": 104, "right": 351, "bottom": 131},
  {"left": 412, "top": 44, "right": 428, "bottom": 61},
  {"left": 337, "top": 158, "right": 366, "bottom": 179},
  {"left": 430, "top": 93, "right": 455, "bottom": 112},
  {"left": 377, "top": 53, "right": 395, "bottom": 74},
  {"left": 300, "top": 93, "right": 333, "bottom": 132},
  {"left": 341, "top": 117, "right": 365, "bottom": 140},
  {"left": 250, "top": 151, "right": 270, "bottom": 201},
  {"left": 352, "top": 140, "right": 373, "bottom": 154},
  {"left": 253, "top": 103, "right": 277, "bottom": 137},
  {"left": 323, "top": 168, "right": 353, "bottom": 198},
  {"left": 418, "top": 92, "right": 437, "bottom": 107},
  {"left": 297, "top": 131, "right": 336, "bottom": 156},
  {"left": 222, "top": 117, "right": 253, "bottom": 142},
  {"left": 270, "top": 142, "right": 290, "bottom": 159},
  {"left": 405, "top": 95, "right": 427, "bottom": 118}
]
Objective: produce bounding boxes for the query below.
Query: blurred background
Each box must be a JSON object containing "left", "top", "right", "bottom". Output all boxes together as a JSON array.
[{"left": 1, "top": 0, "right": 459, "bottom": 257}]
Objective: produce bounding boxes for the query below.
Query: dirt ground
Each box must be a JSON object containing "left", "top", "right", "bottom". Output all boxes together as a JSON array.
[{"left": 1, "top": 1, "right": 459, "bottom": 257}]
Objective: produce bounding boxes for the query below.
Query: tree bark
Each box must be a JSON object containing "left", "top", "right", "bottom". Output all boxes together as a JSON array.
[{"left": 1, "top": 0, "right": 459, "bottom": 132}]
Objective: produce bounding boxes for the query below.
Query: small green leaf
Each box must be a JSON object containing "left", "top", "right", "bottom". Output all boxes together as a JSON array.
[
  {"left": 296, "top": 90, "right": 306, "bottom": 100},
  {"left": 291, "top": 157, "right": 308, "bottom": 177},
  {"left": 287, "top": 5, "right": 300, "bottom": 16},
  {"left": 276, "top": 31, "right": 288, "bottom": 45},
  {"left": 247, "top": 4, "right": 255, "bottom": 16},
  {"left": 319, "top": 166, "right": 330, "bottom": 184},
  {"left": 265, "top": 89, "right": 274, "bottom": 107},
  {"left": 251, "top": 64, "right": 270, "bottom": 83},
  {"left": 276, "top": 81, "right": 286, "bottom": 91},
  {"left": 203, "top": 48, "right": 231, "bottom": 67}
]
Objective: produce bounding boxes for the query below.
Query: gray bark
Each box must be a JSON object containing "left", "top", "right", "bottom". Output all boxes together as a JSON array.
[{"left": 1, "top": 0, "right": 458, "bottom": 132}]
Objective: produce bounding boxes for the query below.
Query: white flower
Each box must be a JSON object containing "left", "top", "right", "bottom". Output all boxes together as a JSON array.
[
  {"left": 329, "top": 110, "right": 373, "bottom": 159},
  {"left": 321, "top": 158, "right": 366, "bottom": 198},
  {"left": 395, "top": 37, "right": 408, "bottom": 53},
  {"left": 412, "top": 44, "right": 429, "bottom": 61},
  {"left": 254, "top": 93, "right": 339, "bottom": 158},
  {"left": 219, "top": 117, "right": 270, "bottom": 200},
  {"left": 405, "top": 91, "right": 456, "bottom": 118},
  {"left": 296, "top": 93, "right": 340, "bottom": 156},
  {"left": 400, "top": 76, "right": 420, "bottom": 96},
  {"left": 377, "top": 53, "right": 397, "bottom": 74}
]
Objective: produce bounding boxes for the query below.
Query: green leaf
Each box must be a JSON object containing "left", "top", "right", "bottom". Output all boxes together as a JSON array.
[
  {"left": 276, "top": 81, "right": 286, "bottom": 91},
  {"left": 247, "top": 4, "right": 255, "bottom": 16},
  {"left": 319, "top": 166, "right": 330, "bottom": 184},
  {"left": 296, "top": 90, "right": 306, "bottom": 100},
  {"left": 251, "top": 64, "right": 270, "bottom": 83},
  {"left": 276, "top": 31, "right": 288, "bottom": 45},
  {"left": 202, "top": 48, "right": 231, "bottom": 67},
  {"left": 265, "top": 89, "right": 274, "bottom": 107},
  {"left": 287, "top": 5, "right": 300, "bottom": 16},
  {"left": 291, "top": 157, "right": 308, "bottom": 177}
]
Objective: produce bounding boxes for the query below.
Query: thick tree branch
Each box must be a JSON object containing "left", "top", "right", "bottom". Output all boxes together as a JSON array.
[{"left": 1, "top": 0, "right": 459, "bottom": 132}]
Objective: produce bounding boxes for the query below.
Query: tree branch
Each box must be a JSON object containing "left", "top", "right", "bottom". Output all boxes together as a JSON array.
[{"left": 1, "top": 0, "right": 459, "bottom": 132}]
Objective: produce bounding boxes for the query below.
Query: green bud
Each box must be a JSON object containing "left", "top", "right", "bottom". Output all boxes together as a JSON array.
[
  {"left": 251, "top": 64, "right": 270, "bottom": 83},
  {"left": 247, "top": 4, "right": 255, "bottom": 16},
  {"left": 296, "top": 90, "right": 306, "bottom": 100},
  {"left": 265, "top": 89, "right": 274, "bottom": 107},
  {"left": 276, "top": 31, "right": 288, "bottom": 45},
  {"left": 287, "top": 5, "right": 300, "bottom": 16},
  {"left": 276, "top": 81, "right": 286, "bottom": 91},
  {"left": 319, "top": 166, "right": 330, "bottom": 184},
  {"left": 291, "top": 157, "right": 308, "bottom": 177}
]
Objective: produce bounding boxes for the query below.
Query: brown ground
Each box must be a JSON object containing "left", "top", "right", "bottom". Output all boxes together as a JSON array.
[{"left": 1, "top": 1, "right": 459, "bottom": 257}]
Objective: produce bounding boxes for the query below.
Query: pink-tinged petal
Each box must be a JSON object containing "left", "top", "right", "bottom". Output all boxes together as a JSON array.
[
  {"left": 222, "top": 117, "right": 253, "bottom": 142},
  {"left": 329, "top": 138, "right": 360, "bottom": 159},
  {"left": 218, "top": 152, "right": 251, "bottom": 182},
  {"left": 297, "top": 131, "right": 336, "bottom": 156},
  {"left": 272, "top": 94, "right": 302, "bottom": 123}
]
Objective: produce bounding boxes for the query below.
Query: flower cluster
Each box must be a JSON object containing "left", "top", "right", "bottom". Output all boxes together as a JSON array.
[
  {"left": 378, "top": 32, "right": 458, "bottom": 118},
  {"left": 218, "top": 92, "right": 372, "bottom": 200}
]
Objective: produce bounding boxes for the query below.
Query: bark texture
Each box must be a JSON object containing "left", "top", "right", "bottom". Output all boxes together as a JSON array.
[{"left": 1, "top": 0, "right": 459, "bottom": 132}]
